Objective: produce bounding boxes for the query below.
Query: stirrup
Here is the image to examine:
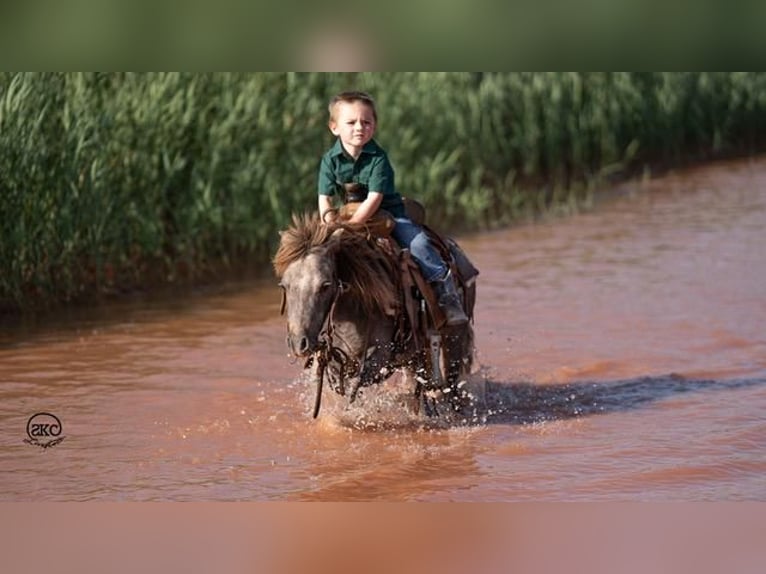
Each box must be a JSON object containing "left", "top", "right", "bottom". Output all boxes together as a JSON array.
[{"left": 441, "top": 298, "right": 469, "bottom": 326}]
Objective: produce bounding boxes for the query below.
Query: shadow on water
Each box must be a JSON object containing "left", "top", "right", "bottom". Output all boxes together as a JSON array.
[
  {"left": 315, "top": 371, "right": 766, "bottom": 432},
  {"left": 481, "top": 374, "right": 766, "bottom": 426}
]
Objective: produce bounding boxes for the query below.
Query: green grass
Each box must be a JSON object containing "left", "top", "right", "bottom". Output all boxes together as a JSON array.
[{"left": 3, "top": 72, "right": 766, "bottom": 312}]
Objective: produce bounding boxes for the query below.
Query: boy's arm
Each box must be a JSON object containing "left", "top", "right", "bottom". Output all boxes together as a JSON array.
[
  {"left": 348, "top": 192, "right": 383, "bottom": 224},
  {"left": 318, "top": 154, "right": 338, "bottom": 222},
  {"left": 348, "top": 154, "right": 391, "bottom": 223}
]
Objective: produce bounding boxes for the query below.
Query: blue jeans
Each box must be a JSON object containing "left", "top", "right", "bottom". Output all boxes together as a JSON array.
[{"left": 392, "top": 217, "right": 447, "bottom": 283}]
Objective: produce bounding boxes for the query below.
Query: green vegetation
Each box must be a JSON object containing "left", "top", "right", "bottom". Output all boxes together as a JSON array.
[{"left": 3, "top": 72, "right": 766, "bottom": 312}]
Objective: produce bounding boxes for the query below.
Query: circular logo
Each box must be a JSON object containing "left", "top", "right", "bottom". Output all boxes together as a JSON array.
[{"left": 25, "top": 412, "right": 65, "bottom": 448}]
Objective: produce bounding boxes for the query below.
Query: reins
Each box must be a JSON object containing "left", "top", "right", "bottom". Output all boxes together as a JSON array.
[{"left": 307, "top": 279, "right": 351, "bottom": 418}]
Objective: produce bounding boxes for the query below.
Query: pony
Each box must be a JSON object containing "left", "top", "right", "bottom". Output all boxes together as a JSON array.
[{"left": 273, "top": 212, "right": 477, "bottom": 418}]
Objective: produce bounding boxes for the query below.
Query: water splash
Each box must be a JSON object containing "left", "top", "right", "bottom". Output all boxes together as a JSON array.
[{"left": 295, "top": 366, "right": 766, "bottom": 432}]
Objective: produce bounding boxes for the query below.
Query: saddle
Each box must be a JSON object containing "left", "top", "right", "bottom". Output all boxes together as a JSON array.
[
  {"left": 336, "top": 184, "right": 478, "bottom": 340},
  {"left": 335, "top": 182, "right": 429, "bottom": 236},
  {"left": 335, "top": 183, "right": 396, "bottom": 237}
]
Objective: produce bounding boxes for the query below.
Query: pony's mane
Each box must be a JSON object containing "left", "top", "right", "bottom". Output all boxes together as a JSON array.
[
  {"left": 273, "top": 213, "right": 333, "bottom": 277},
  {"left": 273, "top": 212, "right": 399, "bottom": 317}
]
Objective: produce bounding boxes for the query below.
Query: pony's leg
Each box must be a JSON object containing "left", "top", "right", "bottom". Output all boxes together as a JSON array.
[
  {"left": 400, "top": 368, "right": 423, "bottom": 416},
  {"left": 439, "top": 326, "right": 477, "bottom": 414},
  {"left": 346, "top": 341, "right": 396, "bottom": 403}
]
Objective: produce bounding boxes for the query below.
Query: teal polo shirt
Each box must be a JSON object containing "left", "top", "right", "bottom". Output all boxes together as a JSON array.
[{"left": 317, "top": 139, "right": 406, "bottom": 218}]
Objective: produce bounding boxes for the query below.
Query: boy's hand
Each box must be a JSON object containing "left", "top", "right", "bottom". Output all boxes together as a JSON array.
[
  {"left": 318, "top": 195, "right": 337, "bottom": 224},
  {"left": 322, "top": 209, "right": 338, "bottom": 223}
]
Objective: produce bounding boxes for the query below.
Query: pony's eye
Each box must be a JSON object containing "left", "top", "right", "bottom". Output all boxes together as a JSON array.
[{"left": 320, "top": 281, "right": 333, "bottom": 291}]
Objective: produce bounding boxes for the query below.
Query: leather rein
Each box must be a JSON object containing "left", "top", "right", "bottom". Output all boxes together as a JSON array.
[{"left": 281, "top": 279, "right": 364, "bottom": 418}]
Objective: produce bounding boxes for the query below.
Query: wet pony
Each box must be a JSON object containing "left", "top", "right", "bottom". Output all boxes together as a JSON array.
[{"left": 274, "top": 213, "right": 477, "bottom": 417}]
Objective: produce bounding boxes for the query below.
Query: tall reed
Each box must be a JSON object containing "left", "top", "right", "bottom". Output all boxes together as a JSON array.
[{"left": 2, "top": 72, "right": 766, "bottom": 311}]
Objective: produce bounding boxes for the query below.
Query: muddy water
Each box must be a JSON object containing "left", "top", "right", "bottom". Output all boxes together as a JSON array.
[{"left": 2, "top": 157, "right": 765, "bottom": 501}]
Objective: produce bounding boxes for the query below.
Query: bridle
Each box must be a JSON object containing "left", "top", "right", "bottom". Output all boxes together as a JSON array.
[{"left": 281, "top": 278, "right": 359, "bottom": 418}]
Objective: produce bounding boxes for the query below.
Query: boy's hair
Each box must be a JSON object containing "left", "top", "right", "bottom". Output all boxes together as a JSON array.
[{"left": 328, "top": 91, "right": 377, "bottom": 122}]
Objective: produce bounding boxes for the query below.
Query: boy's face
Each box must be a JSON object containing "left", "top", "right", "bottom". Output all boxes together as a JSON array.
[{"left": 329, "top": 100, "right": 376, "bottom": 156}]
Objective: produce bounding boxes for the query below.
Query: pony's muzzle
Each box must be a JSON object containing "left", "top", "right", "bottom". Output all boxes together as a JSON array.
[
  {"left": 287, "top": 331, "right": 316, "bottom": 357},
  {"left": 297, "top": 336, "right": 311, "bottom": 356}
]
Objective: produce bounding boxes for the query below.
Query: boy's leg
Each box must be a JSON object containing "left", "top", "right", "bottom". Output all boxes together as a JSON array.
[
  {"left": 392, "top": 218, "right": 468, "bottom": 326},
  {"left": 392, "top": 218, "right": 444, "bottom": 282},
  {"left": 430, "top": 269, "right": 469, "bottom": 326}
]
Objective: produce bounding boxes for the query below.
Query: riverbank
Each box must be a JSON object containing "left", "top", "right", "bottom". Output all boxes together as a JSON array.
[{"left": 3, "top": 72, "right": 766, "bottom": 313}]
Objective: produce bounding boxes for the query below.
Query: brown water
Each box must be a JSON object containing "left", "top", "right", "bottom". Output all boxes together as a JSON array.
[{"left": 2, "top": 157, "right": 765, "bottom": 501}]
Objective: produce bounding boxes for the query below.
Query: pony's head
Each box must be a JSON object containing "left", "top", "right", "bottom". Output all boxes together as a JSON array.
[{"left": 273, "top": 213, "right": 399, "bottom": 357}]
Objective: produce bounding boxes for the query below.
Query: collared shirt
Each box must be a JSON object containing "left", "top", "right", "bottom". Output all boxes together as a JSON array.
[{"left": 317, "top": 138, "right": 406, "bottom": 218}]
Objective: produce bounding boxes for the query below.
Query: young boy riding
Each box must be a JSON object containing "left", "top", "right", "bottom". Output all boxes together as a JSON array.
[{"left": 317, "top": 90, "right": 468, "bottom": 326}]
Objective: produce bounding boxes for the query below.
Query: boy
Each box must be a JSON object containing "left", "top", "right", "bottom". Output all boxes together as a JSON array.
[{"left": 317, "top": 90, "right": 468, "bottom": 326}]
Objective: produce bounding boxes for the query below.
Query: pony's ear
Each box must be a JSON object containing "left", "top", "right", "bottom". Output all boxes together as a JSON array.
[{"left": 325, "top": 227, "right": 344, "bottom": 254}]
